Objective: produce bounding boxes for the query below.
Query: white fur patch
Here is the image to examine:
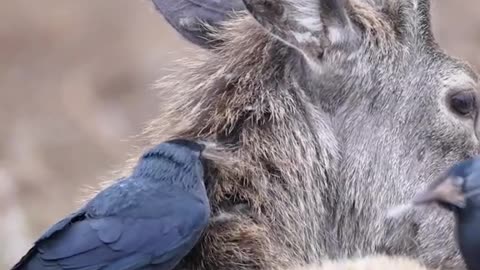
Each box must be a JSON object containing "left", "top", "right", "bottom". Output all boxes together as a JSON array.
[
  {"left": 211, "top": 212, "right": 235, "bottom": 223},
  {"left": 296, "top": 16, "right": 322, "bottom": 31},
  {"left": 292, "top": 31, "right": 320, "bottom": 45},
  {"left": 386, "top": 203, "right": 414, "bottom": 219},
  {"left": 290, "top": 0, "right": 322, "bottom": 32},
  {"left": 412, "top": 0, "right": 419, "bottom": 11},
  {"left": 224, "top": 73, "right": 235, "bottom": 81},
  {"left": 328, "top": 26, "right": 348, "bottom": 44},
  {"left": 441, "top": 71, "right": 477, "bottom": 89}
]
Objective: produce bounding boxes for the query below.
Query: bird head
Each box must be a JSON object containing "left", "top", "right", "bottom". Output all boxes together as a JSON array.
[
  {"left": 130, "top": 139, "right": 210, "bottom": 191},
  {"left": 412, "top": 157, "right": 480, "bottom": 212},
  {"left": 135, "top": 138, "right": 238, "bottom": 189},
  {"left": 157, "top": 139, "right": 230, "bottom": 163},
  {"left": 164, "top": 138, "right": 206, "bottom": 156}
]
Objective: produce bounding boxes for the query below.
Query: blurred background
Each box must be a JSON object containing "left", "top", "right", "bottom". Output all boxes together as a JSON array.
[{"left": 0, "top": 0, "right": 478, "bottom": 268}]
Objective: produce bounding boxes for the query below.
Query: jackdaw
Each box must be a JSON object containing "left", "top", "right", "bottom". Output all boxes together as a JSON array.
[
  {"left": 11, "top": 138, "right": 210, "bottom": 270},
  {"left": 412, "top": 157, "right": 480, "bottom": 270}
]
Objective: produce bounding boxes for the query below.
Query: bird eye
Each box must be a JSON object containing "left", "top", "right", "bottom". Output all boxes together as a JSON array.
[{"left": 449, "top": 91, "right": 477, "bottom": 117}]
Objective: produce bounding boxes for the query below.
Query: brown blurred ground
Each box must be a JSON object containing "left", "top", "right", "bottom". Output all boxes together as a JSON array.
[{"left": 0, "top": 0, "right": 478, "bottom": 268}]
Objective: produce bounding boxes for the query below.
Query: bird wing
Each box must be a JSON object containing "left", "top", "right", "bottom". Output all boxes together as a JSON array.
[
  {"left": 29, "top": 194, "right": 209, "bottom": 270},
  {"left": 10, "top": 209, "right": 87, "bottom": 270}
]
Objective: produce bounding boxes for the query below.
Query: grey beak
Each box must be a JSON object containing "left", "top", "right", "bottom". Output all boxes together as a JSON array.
[{"left": 412, "top": 176, "right": 466, "bottom": 208}]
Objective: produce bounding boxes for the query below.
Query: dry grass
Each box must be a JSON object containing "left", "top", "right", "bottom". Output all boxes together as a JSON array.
[{"left": 0, "top": 0, "right": 479, "bottom": 268}]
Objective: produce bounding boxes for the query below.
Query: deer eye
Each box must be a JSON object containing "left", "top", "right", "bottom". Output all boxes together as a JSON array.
[{"left": 449, "top": 91, "right": 477, "bottom": 117}]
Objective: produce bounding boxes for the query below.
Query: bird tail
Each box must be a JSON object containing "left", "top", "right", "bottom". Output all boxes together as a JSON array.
[{"left": 10, "top": 249, "right": 57, "bottom": 270}]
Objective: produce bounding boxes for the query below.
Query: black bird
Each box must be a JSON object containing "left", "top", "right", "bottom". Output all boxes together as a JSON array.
[
  {"left": 11, "top": 139, "right": 210, "bottom": 270},
  {"left": 413, "top": 157, "right": 480, "bottom": 270}
]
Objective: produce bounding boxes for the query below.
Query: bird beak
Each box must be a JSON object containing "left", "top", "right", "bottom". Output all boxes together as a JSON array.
[
  {"left": 412, "top": 176, "right": 466, "bottom": 209},
  {"left": 201, "top": 147, "right": 223, "bottom": 162},
  {"left": 200, "top": 142, "right": 240, "bottom": 168}
]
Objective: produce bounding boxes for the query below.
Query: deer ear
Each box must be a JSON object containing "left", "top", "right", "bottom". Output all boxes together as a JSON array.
[{"left": 243, "top": 0, "right": 357, "bottom": 60}]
